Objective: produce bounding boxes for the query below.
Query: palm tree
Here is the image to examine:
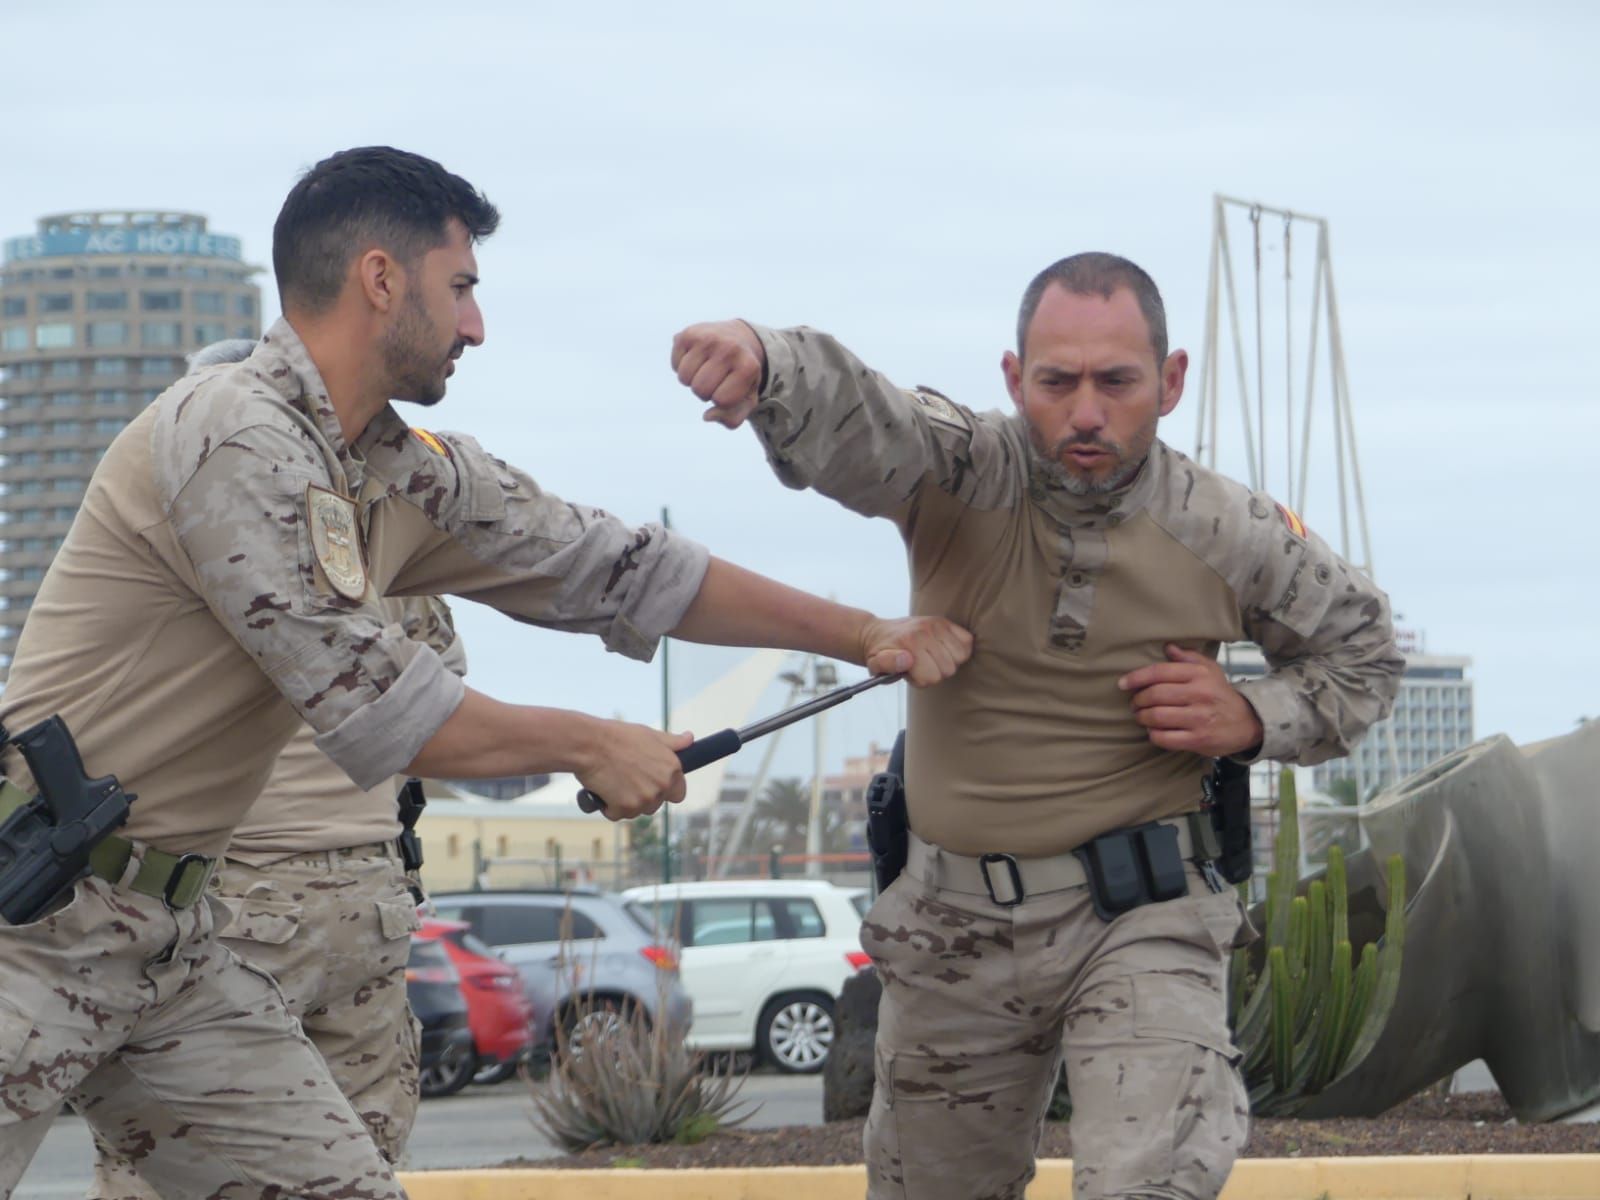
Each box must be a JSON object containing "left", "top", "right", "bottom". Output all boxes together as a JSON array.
[{"left": 755, "top": 778, "right": 810, "bottom": 852}]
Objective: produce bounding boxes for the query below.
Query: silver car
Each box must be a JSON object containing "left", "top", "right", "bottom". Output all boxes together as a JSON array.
[{"left": 426, "top": 889, "right": 692, "bottom": 1059}]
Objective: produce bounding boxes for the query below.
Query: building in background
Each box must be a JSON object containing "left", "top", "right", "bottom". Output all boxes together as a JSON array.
[
  {"left": 446, "top": 773, "right": 552, "bottom": 800},
  {"left": 685, "top": 741, "right": 893, "bottom": 871},
  {"left": 1221, "top": 634, "right": 1474, "bottom": 896},
  {"left": 413, "top": 778, "right": 621, "bottom": 893},
  {"left": 824, "top": 741, "right": 893, "bottom": 851},
  {"left": 1222, "top": 632, "right": 1474, "bottom": 799},
  {"left": 0, "top": 211, "right": 261, "bottom": 678}
]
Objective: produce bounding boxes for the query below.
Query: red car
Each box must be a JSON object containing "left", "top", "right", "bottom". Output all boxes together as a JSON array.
[{"left": 417, "top": 917, "right": 534, "bottom": 1092}]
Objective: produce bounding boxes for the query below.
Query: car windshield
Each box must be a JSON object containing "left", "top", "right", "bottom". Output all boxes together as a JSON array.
[{"left": 625, "top": 899, "right": 685, "bottom": 942}]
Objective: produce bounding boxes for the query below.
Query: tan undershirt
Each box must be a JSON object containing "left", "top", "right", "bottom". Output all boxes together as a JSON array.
[
  {"left": 745, "top": 323, "right": 1402, "bottom": 859},
  {"left": 904, "top": 486, "right": 1239, "bottom": 856}
]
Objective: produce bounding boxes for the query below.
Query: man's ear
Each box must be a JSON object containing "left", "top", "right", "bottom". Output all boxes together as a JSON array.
[
  {"left": 1002, "top": 349, "right": 1024, "bottom": 413},
  {"left": 357, "top": 249, "right": 402, "bottom": 315},
  {"left": 1159, "top": 348, "right": 1188, "bottom": 416}
]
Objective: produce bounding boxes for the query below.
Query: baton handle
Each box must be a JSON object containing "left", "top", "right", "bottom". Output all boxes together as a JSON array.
[
  {"left": 575, "top": 727, "right": 745, "bottom": 814},
  {"left": 678, "top": 728, "right": 744, "bottom": 772}
]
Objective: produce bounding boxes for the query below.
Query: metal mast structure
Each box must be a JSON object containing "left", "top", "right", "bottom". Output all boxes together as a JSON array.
[
  {"left": 1193, "top": 194, "right": 1396, "bottom": 794},
  {"left": 1193, "top": 194, "right": 1375, "bottom": 580}
]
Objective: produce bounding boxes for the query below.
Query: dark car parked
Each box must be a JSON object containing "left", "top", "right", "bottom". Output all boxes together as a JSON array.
[{"left": 406, "top": 931, "right": 476, "bottom": 1098}]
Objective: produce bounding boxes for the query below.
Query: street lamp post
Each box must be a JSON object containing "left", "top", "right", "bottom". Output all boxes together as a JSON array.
[{"left": 802, "top": 657, "right": 838, "bottom": 877}]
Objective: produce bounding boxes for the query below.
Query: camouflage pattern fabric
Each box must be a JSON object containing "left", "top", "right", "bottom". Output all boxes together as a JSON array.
[
  {"left": 0, "top": 315, "right": 706, "bottom": 1193},
  {"left": 861, "top": 866, "right": 1249, "bottom": 1200},
  {"left": 739, "top": 323, "right": 1402, "bottom": 859},
  {"left": 0, "top": 317, "right": 708, "bottom": 859},
  {"left": 0, "top": 860, "right": 403, "bottom": 1199},
  {"left": 726, "top": 320, "right": 1396, "bottom": 1199},
  {"left": 84, "top": 846, "right": 423, "bottom": 1197}
]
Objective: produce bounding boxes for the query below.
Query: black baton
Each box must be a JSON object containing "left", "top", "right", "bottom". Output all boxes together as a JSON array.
[{"left": 576, "top": 672, "right": 902, "bottom": 814}]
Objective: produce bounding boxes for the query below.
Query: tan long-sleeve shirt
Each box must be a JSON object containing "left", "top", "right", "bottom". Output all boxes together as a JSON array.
[
  {"left": 746, "top": 325, "right": 1403, "bottom": 857},
  {"left": 0, "top": 319, "right": 708, "bottom": 857},
  {"left": 224, "top": 596, "right": 468, "bottom": 861}
]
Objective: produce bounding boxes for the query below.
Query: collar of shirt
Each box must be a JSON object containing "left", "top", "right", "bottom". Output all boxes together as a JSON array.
[
  {"left": 257, "top": 317, "right": 368, "bottom": 495},
  {"left": 1022, "top": 426, "right": 1168, "bottom": 531}
]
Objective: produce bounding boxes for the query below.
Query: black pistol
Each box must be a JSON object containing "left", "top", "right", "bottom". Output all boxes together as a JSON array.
[
  {"left": 1203, "top": 756, "right": 1254, "bottom": 885},
  {"left": 0, "top": 716, "right": 134, "bottom": 925},
  {"left": 865, "top": 730, "right": 909, "bottom": 896}
]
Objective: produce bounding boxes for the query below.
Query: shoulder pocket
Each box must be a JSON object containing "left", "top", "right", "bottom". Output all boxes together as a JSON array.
[
  {"left": 432, "top": 431, "right": 506, "bottom": 523},
  {"left": 217, "top": 894, "right": 303, "bottom": 946}
]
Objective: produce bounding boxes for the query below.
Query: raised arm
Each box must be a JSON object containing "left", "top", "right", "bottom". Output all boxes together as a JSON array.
[{"left": 671, "top": 320, "right": 1020, "bottom": 528}]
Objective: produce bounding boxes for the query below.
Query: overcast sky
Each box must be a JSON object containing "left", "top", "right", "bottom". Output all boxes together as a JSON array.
[{"left": 4, "top": 0, "right": 1595, "bottom": 781}]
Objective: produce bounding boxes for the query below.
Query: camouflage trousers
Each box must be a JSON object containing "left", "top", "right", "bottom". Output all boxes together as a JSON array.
[
  {"left": 861, "top": 856, "right": 1250, "bottom": 1200},
  {"left": 0, "top": 844, "right": 407, "bottom": 1200},
  {"left": 85, "top": 844, "right": 424, "bottom": 1198}
]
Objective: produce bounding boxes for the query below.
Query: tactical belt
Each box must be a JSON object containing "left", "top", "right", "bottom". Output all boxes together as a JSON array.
[
  {"left": 906, "top": 814, "right": 1212, "bottom": 907},
  {"left": 0, "top": 780, "right": 213, "bottom": 909}
]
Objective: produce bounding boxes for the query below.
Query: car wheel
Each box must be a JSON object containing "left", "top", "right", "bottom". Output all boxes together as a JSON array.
[
  {"left": 471, "top": 1057, "right": 521, "bottom": 1086},
  {"left": 559, "top": 996, "right": 643, "bottom": 1061},
  {"left": 759, "top": 993, "right": 836, "bottom": 1074},
  {"left": 419, "top": 1038, "right": 476, "bottom": 1098}
]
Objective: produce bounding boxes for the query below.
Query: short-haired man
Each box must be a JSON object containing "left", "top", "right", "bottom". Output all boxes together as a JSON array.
[
  {"left": 670, "top": 252, "right": 1404, "bottom": 1199},
  {"left": 0, "top": 146, "right": 971, "bottom": 1198},
  {"left": 82, "top": 342, "right": 462, "bottom": 1197}
]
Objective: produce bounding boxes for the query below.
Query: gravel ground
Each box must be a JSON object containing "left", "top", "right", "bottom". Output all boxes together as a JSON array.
[{"left": 517, "top": 1092, "right": 1600, "bottom": 1170}]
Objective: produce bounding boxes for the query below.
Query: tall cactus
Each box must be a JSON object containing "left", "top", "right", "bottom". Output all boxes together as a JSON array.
[{"left": 1229, "top": 768, "right": 1406, "bottom": 1115}]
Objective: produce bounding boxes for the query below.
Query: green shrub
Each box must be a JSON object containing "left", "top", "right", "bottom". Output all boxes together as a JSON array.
[{"left": 527, "top": 929, "right": 755, "bottom": 1150}]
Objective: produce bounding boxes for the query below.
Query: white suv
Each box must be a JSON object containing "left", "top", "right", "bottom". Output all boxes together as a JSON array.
[{"left": 620, "top": 879, "right": 871, "bottom": 1073}]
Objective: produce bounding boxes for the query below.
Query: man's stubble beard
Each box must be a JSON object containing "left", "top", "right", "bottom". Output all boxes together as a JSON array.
[
  {"left": 1025, "top": 392, "right": 1162, "bottom": 496},
  {"left": 380, "top": 291, "right": 456, "bottom": 408}
]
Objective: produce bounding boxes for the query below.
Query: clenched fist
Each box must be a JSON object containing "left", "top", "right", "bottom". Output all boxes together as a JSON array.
[
  {"left": 858, "top": 616, "right": 975, "bottom": 687},
  {"left": 573, "top": 721, "right": 694, "bottom": 822},
  {"left": 671, "top": 320, "right": 767, "bottom": 429}
]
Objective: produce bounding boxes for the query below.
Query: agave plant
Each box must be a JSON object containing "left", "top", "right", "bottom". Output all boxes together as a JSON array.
[{"left": 527, "top": 914, "right": 757, "bottom": 1150}]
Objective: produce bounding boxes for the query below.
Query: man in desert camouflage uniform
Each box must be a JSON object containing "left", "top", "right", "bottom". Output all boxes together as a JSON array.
[
  {"left": 79, "top": 340, "right": 463, "bottom": 1194},
  {"left": 85, "top": 602, "right": 460, "bottom": 1198},
  {"left": 671, "top": 253, "right": 1404, "bottom": 1199},
  {"left": 0, "top": 147, "right": 972, "bottom": 1198}
]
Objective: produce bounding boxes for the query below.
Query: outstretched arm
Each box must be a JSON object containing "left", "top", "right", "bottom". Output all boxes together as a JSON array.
[
  {"left": 672, "top": 320, "right": 1019, "bottom": 525},
  {"left": 406, "top": 558, "right": 973, "bottom": 822},
  {"left": 405, "top": 690, "right": 693, "bottom": 824},
  {"left": 670, "top": 557, "right": 973, "bottom": 687}
]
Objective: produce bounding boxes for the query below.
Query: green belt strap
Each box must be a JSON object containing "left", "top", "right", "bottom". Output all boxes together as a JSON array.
[{"left": 0, "top": 780, "right": 212, "bottom": 909}]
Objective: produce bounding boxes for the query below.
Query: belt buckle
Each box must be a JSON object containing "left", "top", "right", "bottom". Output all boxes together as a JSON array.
[
  {"left": 979, "top": 853, "right": 1024, "bottom": 907},
  {"left": 164, "top": 853, "right": 210, "bottom": 907}
]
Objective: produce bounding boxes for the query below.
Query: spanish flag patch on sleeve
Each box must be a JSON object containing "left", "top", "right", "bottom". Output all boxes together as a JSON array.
[
  {"left": 412, "top": 428, "right": 450, "bottom": 458},
  {"left": 1276, "top": 503, "right": 1307, "bottom": 538}
]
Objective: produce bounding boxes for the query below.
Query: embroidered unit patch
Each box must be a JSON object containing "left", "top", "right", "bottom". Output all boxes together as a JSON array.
[{"left": 307, "top": 484, "right": 367, "bottom": 600}]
